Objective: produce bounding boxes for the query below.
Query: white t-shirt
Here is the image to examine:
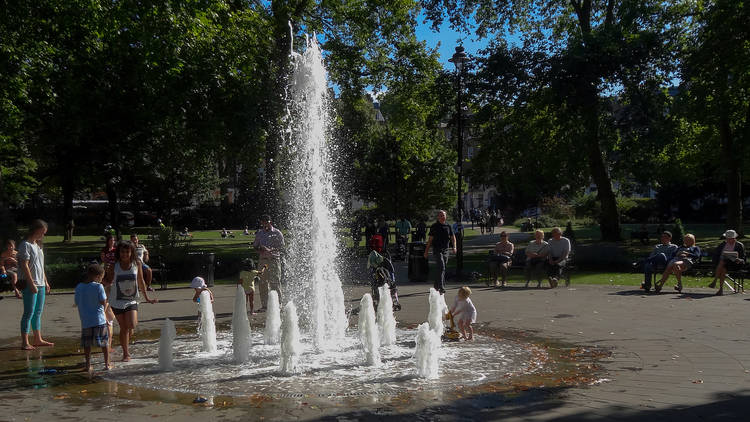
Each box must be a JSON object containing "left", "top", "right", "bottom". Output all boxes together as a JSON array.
[{"left": 17, "top": 240, "right": 45, "bottom": 287}]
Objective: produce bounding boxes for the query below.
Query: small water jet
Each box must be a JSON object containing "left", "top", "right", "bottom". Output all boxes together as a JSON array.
[
  {"left": 428, "top": 288, "right": 447, "bottom": 336},
  {"left": 280, "top": 302, "right": 302, "bottom": 374},
  {"left": 377, "top": 285, "right": 397, "bottom": 346},
  {"left": 158, "top": 318, "right": 176, "bottom": 371},
  {"left": 198, "top": 290, "right": 217, "bottom": 354},
  {"left": 265, "top": 291, "right": 281, "bottom": 345},
  {"left": 415, "top": 322, "right": 441, "bottom": 379},
  {"left": 358, "top": 294, "right": 381, "bottom": 366},
  {"left": 232, "top": 285, "right": 252, "bottom": 363}
]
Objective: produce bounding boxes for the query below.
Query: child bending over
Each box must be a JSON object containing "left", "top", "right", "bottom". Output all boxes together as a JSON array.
[{"left": 449, "top": 286, "right": 477, "bottom": 341}]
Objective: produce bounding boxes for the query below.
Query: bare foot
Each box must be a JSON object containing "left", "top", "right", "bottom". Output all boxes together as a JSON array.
[
  {"left": 21, "top": 344, "right": 35, "bottom": 350},
  {"left": 32, "top": 340, "right": 54, "bottom": 347},
  {"left": 104, "top": 364, "right": 113, "bottom": 370},
  {"left": 122, "top": 355, "right": 131, "bottom": 362}
]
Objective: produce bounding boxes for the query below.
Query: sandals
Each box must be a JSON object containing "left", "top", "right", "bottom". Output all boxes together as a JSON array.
[{"left": 674, "top": 285, "right": 683, "bottom": 293}]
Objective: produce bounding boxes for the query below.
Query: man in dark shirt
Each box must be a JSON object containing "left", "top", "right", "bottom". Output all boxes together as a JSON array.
[{"left": 423, "top": 210, "right": 457, "bottom": 294}]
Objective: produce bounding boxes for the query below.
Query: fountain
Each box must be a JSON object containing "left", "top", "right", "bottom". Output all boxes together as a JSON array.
[
  {"left": 158, "top": 318, "right": 176, "bottom": 371},
  {"left": 95, "top": 36, "right": 591, "bottom": 403},
  {"left": 264, "top": 290, "right": 281, "bottom": 345},
  {"left": 415, "top": 322, "right": 441, "bottom": 379},
  {"left": 232, "top": 285, "right": 252, "bottom": 363},
  {"left": 282, "top": 36, "right": 347, "bottom": 350},
  {"left": 358, "top": 294, "right": 381, "bottom": 366},
  {"left": 198, "top": 290, "right": 217, "bottom": 354},
  {"left": 377, "top": 285, "right": 397, "bottom": 346},
  {"left": 428, "top": 288, "right": 448, "bottom": 336},
  {"left": 280, "top": 302, "right": 302, "bottom": 374}
]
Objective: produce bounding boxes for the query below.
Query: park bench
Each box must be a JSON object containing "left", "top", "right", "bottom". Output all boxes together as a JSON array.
[
  {"left": 647, "top": 252, "right": 746, "bottom": 293},
  {"left": 486, "top": 247, "right": 574, "bottom": 287}
]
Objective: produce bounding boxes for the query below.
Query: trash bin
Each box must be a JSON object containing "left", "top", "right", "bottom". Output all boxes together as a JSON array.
[
  {"left": 408, "top": 242, "right": 429, "bottom": 282},
  {"left": 188, "top": 252, "right": 215, "bottom": 287}
]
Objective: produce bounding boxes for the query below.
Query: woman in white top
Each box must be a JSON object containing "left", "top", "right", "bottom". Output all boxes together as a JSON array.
[
  {"left": 18, "top": 219, "right": 53, "bottom": 350},
  {"left": 104, "top": 240, "right": 157, "bottom": 361}
]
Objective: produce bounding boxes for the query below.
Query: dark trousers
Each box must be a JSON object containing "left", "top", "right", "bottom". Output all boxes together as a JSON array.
[
  {"left": 546, "top": 257, "right": 566, "bottom": 279},
  {"left": 433, "top": 250, "right": 449, "bottom": 292},
  {"left": 643, "top": 253, "right": 668, "bottom": 289}
]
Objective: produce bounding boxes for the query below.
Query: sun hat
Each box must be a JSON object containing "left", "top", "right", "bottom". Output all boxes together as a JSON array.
[
  {"left": 723, "top": 229, "right": 737, "bottom": 239},
  {"left": 191, "top": 276, "right": 207, "bottom": 289}
]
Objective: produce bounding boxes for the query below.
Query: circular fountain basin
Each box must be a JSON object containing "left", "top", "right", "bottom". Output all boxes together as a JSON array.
[{"left": 104, "top": 326, "right": 547, "bottom": 398}]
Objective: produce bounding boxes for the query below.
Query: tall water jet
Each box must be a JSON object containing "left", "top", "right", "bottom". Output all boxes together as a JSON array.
[
  {"left": 377, "top": 285, "right": 397, "bottom": 346},
  {"left": 358, "top": 294, "right": 381, "bottom": 366},
  {"left": 415, "top": 322, "right": 441, "bottom": 379},
  {"left": 265, "top": 291, "right": 281, "bottom": 345},
  {"left": 232, "top": 285, "right": 252, "bottom": 363},
  {"left": 282, "top": 36, "right": 347, "bottom": 350},
  {"left": 198, "top": 290, "right": 217, "bottom": 353},
  {"left": 428, "top": 288, "right": 448, "bottom": 336},
  {"left": 280, "top": 302, "right": 302, "bottom": 374},
  {"left": 158, "top": 318, "right": 176, "bottom": 371}
]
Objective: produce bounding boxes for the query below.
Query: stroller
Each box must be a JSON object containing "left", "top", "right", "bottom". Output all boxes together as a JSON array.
[
  {"left": 367, "top": 249, "right": 401, "bottom": 311},
  {"left": 394, "top": 234, "right": 408, "bottom": 261}
]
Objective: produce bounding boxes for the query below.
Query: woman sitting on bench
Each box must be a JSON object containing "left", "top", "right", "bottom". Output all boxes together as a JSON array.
[
  {"left": 710, "top": 229, "right": 745, "bottom": 296},
  {"left": 654, "top": 234, "right": 700, "bottom": 293}
]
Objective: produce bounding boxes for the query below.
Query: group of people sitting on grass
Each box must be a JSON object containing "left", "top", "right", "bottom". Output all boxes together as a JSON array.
[
  {"left": 488, "top": 227, "right": 571, "bottom": 288},
  {"left": 638, "top": 229, "right": 745, "bottom": 295}
]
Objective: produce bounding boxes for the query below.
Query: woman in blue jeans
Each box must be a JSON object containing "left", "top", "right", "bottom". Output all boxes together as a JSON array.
[{"left": 18, "top": 219, "right": 54, "bottom": 350}]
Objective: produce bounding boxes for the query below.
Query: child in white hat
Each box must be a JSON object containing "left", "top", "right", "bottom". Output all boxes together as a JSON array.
[{"left": 191, "top": 276, "right": 214, "bottom": 303}]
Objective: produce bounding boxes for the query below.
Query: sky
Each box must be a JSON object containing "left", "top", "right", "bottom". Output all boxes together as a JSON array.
[{"left": 414, "top": 17, "right": 488, "bottom": 69}]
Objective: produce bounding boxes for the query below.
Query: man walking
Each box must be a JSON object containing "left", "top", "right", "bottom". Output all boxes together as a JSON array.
[
  {"left": 253, "top": 215, "right": 285, "bottom": 311},
  {"left": 423, "top": 210, "right": 456, "bottom": 294}
]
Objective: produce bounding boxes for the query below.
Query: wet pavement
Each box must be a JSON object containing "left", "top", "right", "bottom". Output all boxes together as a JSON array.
[{"left": 1, "top": 255, "right": 749, "bottom": 420}]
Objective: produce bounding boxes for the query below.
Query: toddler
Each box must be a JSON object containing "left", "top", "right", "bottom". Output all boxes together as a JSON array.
[
  {"left": 238, "top": 261, "right": 267, "bottom": 314},
  {"left": 191, "top": 276, "right": 214, "bottom": 303},
  {"left": 1, "top": 240, "right": 21, "bottom": 298},
  {"left": 74, "top": 263, "right": 111, "bottom": 371},
  {"left": 449, "top": 286, "right": 477, "bottom": 341}
]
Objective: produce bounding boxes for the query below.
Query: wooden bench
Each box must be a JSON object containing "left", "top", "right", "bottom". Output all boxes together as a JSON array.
[
  {"left": 486, "top": 248, "right": 574, "bottom": 287},
  {"left": 650, "top": 255, "right": 746, "bottom": 293}
]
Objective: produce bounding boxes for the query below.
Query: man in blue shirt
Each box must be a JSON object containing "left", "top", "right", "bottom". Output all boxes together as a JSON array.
[{"left": 640, "top": 231, "right": 678, "bottom": 293}]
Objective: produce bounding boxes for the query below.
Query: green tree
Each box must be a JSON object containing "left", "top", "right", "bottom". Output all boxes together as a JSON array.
[
  {"left": 677, "top": 0, "right": 749, "bottom": 235},
  {"left": 425, "top": 0, "right": 688, "bottom": 240}
]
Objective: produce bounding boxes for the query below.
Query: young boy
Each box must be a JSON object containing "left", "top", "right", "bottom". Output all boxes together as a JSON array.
[
  {"left": 238, "top": 260, "right": 266, "bottom": 314},
  {"left": 191, "top": 276, "right": 214, "bottom": 303},
  {"left": 74, "top": 263, "right": 111, "bottom": 371}
]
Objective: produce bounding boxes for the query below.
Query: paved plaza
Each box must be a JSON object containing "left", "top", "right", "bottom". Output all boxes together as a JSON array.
[{"left": 1, "top": 270, "right": 748, "bottom": 421}]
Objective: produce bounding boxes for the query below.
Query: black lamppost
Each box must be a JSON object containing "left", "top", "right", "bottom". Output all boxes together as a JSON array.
[{"left": 449, "top": 46, "right": 469, "bottom": 273}]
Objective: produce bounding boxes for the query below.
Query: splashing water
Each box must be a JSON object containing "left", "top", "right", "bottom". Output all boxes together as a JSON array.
[
  {"left": 377, "top": 285, "right": 397, "bottom": 346},
  {"left": 415, "top": 322, "right": 441, "bottom": 379},
  {"left": 280, "top": 302, "right": 302, "bottom": 374},
  {"left": 282, "top": 36, "right": 347, "bottom": 350},
  {"left": 198, "top": 290, "right": 217, "bottom": 354},
  {"left": 232, "top": 285, "right": 252, "bottom": 363},
  {"left": 358, "top": 294, "right": 381, "bottom": 366},
  {"left": 158, "top": 318, "right": 176, "bottom": 371},
  {"left": 428, "top": 288, "right": 448, "bottom": 336},
  {"left": 265, "top": 290, "right": 281, "bottom": 345}
]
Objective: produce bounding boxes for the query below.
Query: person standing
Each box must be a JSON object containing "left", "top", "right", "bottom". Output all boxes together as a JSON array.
[
  {"left": 18, "top": 219, "right": 54, "bottom": 350},
  {"left": 130, "top": 234, "right": 153, "bottom": 291},
  {"left": 64, "top": 219, "right": 75, "bottom": 243},
  {"left": 253, "top": 215, "right": 285, "bottom": 311},
  {"left": 395, "top": 216, "right": 412, "bottom": 242},
  {"left": 423, "top": 210, "right": 456, "bottom": 294},
  {"left": 104, "top": 240, "right": 157, "bottom": 361}
]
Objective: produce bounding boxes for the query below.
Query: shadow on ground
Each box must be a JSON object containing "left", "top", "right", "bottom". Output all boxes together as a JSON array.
[{"left": 312, "top": 388, "right": 750, "bottom": 421}]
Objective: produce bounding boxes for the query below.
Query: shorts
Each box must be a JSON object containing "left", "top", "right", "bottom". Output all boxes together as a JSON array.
[
  {"left": 112, "top": 303, "right": 138, "bottom": 315},
  {"left": 81, "top": 324, "right": 109, "bottom": 348}
]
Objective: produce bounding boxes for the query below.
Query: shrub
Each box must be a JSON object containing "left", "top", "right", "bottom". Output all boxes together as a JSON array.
[
  {"left": 571, "top": 193, "right": 600, "bottom": 219},
  {"left": 541, "top": 196, "right": 573, "bottom": 220},
  {"left": 671, "top": 218, "right": 685, "bottom": 244}
]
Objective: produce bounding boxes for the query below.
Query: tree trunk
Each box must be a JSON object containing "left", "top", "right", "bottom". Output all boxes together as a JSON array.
[
  {"left": 719, "top": 112, "right": 742, "bottom": 235},
  {"left": 582, "top": 88, "right": 621, "bottom": 241}
]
